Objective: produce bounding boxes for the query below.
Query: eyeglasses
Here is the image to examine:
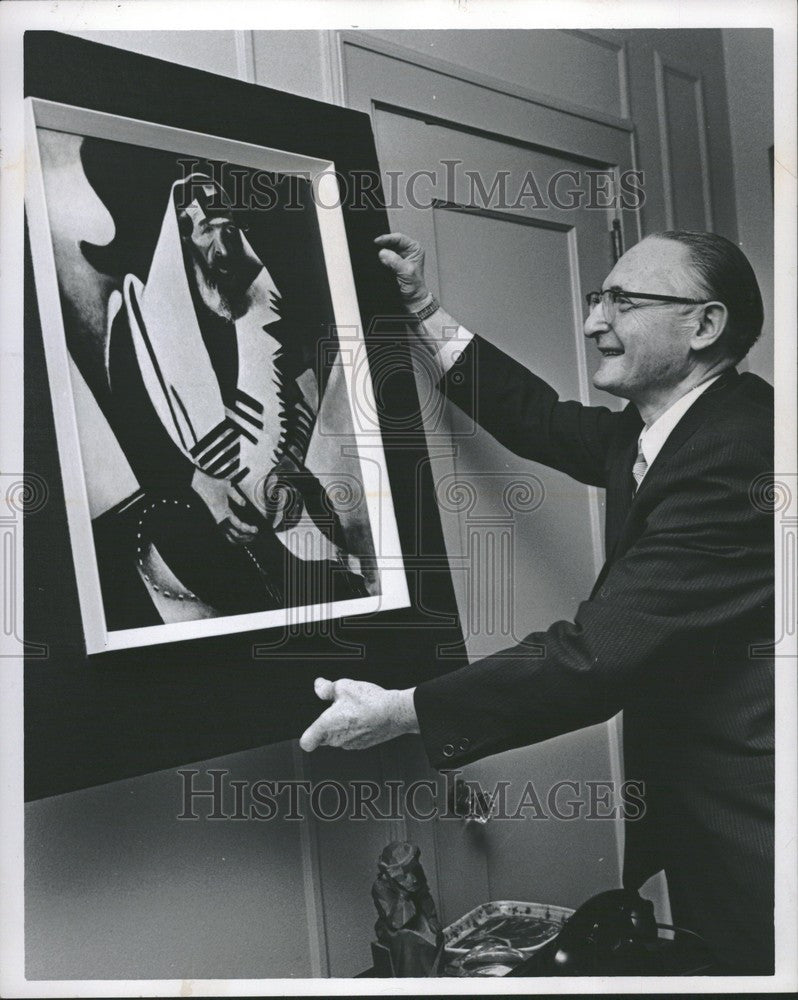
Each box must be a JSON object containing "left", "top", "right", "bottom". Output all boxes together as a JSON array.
[{"left": 585, "top": 287, "right": 710, "bottom": 323}]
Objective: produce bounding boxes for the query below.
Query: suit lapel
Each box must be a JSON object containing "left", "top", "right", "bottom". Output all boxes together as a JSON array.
[
  {"left": 591, "top": 369, "right": 739, "bottom": 596},
  {"left": 628, "top": 368, "right": 739, "bottom": 504}
]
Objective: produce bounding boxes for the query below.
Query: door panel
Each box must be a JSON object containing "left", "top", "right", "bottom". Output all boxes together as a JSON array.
[
  {"left": 432, "top": 207, "right": 599, "bottom": 640},
  {"left": 372, "top": 110, "right": 619, "bottom": 639},
  {"left": 655, "top": 57, "right": 714, "bottom": 230},
  {"left": 611, "top": 28, "right": 737, "bottom": 237}
]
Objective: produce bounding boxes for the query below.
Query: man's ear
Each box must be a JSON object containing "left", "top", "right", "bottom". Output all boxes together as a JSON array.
[{"left": 689, "top": 301, "right": 728, "bottom": 353}]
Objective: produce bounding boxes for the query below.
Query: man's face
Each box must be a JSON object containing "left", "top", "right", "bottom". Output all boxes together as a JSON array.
[
  {"left": 584, "top": 238, "right": 705, "bottom": 402},
  {"left": 183, "top": 202, "right": 244, "bottom": 286},
  {"left": 180, "top": 199, "right": 259, "bottom": 318}
]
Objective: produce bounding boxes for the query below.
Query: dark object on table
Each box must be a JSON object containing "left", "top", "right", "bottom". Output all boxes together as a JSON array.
[
  {"left": 509, "top": 888, "right": 656, "bottom": 975},
  {"left": 507, "top": 888, "right": 714, "bottom": 976},
  {"left": 371, "top": 841, "right": 444, "bottom": 976}
]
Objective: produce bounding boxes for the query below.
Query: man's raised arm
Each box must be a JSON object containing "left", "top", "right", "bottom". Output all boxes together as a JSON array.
[{"left": 374, "top": 232, "right": 622, "bottom": 487}]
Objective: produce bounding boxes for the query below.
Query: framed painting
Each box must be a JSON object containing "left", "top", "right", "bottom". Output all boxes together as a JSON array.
[
  {"left": 22, "top": 32, "right": 465, "bottom": 798},
  {"left": 25, "top": 97, "right": 410, "bottom": 654}
]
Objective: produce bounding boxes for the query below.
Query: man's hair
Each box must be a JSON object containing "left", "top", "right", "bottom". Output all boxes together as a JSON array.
[{"left": 656, "top": 230, "right": 764, "bottom": 362}]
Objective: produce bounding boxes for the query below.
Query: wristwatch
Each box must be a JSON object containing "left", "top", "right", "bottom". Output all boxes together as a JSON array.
[{"left": 412, "top": 296, "right": 440, "bottom": 321}]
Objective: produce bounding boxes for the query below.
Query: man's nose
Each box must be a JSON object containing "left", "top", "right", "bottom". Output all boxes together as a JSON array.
[
  {"left": 210, "top": 231, "right": 229, "bottom": 259},
  {"left": 584, "top": 302, "right": 609, "bottom": 339}
]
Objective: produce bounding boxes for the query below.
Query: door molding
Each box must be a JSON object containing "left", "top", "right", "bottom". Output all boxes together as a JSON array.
[
  {"left": 233, "top": 30, "right": 256, "bottom": 83},
  {"left": 336, "top": 30, "right": 634, "bottom": 133},
  {"left": 563, "top": 29, "right": 632, "bottom": 120},
  {"left": 291, "top": 743, "right": 330, "bottom": 977}
]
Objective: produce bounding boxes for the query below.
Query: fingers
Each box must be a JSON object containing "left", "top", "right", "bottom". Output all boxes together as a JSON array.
[
  {"left": 299, "top": 678, "right": 399, "bottom": 753},
  {"left": 299, "top": 711, "right": 330, "bottom": 752},
  {"left": 376, "top": 248, "right": 409, "bottom": 273},
  {"left": 314, "top": 677, "right": 335, "bottom": 701},
  {"left": 299, "top": 680, "right": 336, "bottom": 751},
  {"left": 228, "top": 494, "right": 254, "bottom": 517},
  {"left": 300, "top": 678, "right": 350, "bottom": 752},
  {"left": 374, "top": 232, "right": 427, "bottom": 307},
  {"left": 226, "top": 502, "right": 258, "bottom": 536},
  {"left": 227, "top": 512, "right": 257, "bottom": 535},
  {"left": 222, "top": 510, "right": 258, "bottom": 545},
  {"left": 223, "top": 528, "right": 253, "bottom": 546},
  {"left": 374, "top": 232, "right": 418, "bottom": 252}
]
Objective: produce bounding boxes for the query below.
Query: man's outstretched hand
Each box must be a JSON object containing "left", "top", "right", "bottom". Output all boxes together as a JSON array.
[{"left": 299, "top": 677, "right": 419, "bottom": 751}]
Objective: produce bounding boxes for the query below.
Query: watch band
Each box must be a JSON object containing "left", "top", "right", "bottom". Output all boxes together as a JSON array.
[{"left": 412, "top": 296, "right": 440, "bottom": 321}]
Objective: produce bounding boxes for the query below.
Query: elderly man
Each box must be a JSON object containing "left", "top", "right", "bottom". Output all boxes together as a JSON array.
[{"left": 301, "top": 230, "right": 774, "bottom": 974}]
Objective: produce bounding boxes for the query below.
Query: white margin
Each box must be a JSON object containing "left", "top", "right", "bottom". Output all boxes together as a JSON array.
[{"left": 1, "top": 1, "right": 795, "bottom": 997}]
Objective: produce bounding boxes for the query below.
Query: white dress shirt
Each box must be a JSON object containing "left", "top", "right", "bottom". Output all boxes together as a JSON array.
[
  {"left": 635, "top": 375, "right": 721, "bottom": 482},
  {"left": 436, "top": 325, "right": 475, "bottom": 375}
]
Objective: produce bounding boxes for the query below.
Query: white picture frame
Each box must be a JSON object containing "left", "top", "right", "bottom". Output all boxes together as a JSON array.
[{"left": 24, "top": 97, "right": 410, "bottom": 654}]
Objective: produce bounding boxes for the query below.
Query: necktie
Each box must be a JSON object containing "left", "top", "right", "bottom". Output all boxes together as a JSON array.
[{"left": 632, "top": 442, "right": 648, "bottom": 492}]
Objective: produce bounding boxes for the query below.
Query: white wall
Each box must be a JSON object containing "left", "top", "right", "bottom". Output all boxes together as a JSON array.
[
  {"left": 77, "top": 29, "right": 245, "bottom": 78},
  {"left": 25, "top": 744, "right": 312, "bottom": 979},
  {"left": 722, "top": 29, "right": 774, "bottom": 383}
]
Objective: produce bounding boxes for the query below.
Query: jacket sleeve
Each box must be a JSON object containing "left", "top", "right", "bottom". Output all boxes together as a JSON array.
[
  {"left": 413, "top": 431, "right": 773, "bottom": 769},
  {"left": 440, "top": 333, "right": 624, "bottom": 487}
]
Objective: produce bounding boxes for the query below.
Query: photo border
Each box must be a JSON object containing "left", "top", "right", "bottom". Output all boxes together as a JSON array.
[{"left": 1, "top": 3, "right": 795, "bottom": 998}]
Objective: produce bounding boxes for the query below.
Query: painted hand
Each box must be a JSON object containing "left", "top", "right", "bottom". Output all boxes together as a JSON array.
[
  {"left": 299, "top": 677, "right": 419, "bottom": 751},
  {"left": 222, "top": 491, "right": 259, "bottom": 545}
]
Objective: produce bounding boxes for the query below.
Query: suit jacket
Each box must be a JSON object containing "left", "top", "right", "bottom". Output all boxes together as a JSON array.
[{"left": 414, "top": 334, "right": 774, "bottom": 972}]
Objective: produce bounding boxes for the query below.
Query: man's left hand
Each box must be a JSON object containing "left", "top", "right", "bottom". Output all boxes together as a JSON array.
[{"left": 299, "top": 677, "right": 419, "bottom": 751}]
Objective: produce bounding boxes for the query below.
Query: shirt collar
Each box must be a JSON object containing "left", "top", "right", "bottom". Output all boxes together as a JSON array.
[{"left": 638, "top": 374, "right": 722, "bottom": 470}]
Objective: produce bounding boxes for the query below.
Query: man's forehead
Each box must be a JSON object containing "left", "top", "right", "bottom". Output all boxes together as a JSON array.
[
  {"left": 182, "top": 198, "right": 232, "bottom": 228},
  {"left": 177, "top": 177, "right": 233, "bottom": 220},
  {"left": 603, "top": 237, "right": 691, "bottom": 292}
]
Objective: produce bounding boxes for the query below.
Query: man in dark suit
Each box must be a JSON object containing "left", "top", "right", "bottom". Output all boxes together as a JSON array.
[{"left": 300, "top": 230, "right": 774, "bottom": 973}]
